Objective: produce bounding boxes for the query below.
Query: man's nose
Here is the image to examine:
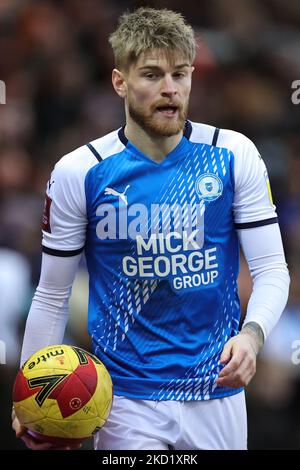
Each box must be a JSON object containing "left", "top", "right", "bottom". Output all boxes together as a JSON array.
[{"left": 161, "top": 74, "right": 177, "bottom": 96}]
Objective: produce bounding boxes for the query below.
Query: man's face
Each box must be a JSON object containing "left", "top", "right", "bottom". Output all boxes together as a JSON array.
[{"left": 123, "top": 50, "right": 194, "bottom": 137}]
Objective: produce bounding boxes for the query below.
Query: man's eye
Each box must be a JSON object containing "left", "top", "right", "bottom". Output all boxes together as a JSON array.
[
  {"left": 173, "top": 72, "right": 185, "bottom": 78},
  {"left": 145, "top": 73, "right": 157, "bottom": 79}
]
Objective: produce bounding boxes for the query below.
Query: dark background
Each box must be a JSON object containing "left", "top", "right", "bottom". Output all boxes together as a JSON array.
[{"left": 1, "top": 0, "right": 300, "bottom": 450}]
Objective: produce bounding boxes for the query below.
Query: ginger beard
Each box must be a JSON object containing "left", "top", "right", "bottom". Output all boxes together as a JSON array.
[{"left": 128, "top": 95, "right": 189, "bottom": 137}]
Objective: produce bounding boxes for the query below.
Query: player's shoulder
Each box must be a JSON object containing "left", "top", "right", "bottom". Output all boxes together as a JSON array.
[
  {"left": 189, "top": 121, "right": 217, "bottom": 145},
  {"left": 53, "top": 128, "right": 124, "bottom": 177},
  {"left": 189, "top": 121, "right": 256, "bottom": 154},
  {"left": 217, "top": 128, "right": 257, "bottom": 156},
  {"left": 89, "top": 128, "right": 126, "bottom": 160}
]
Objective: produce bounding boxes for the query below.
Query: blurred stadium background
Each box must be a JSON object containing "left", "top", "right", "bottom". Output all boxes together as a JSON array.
[{"left": 1, "top": 0, "right": 300, "bottom": 450}]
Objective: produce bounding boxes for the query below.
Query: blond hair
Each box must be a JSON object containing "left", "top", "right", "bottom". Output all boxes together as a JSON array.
[{"left": 109, "top": 7, "right": 196, "bottom": 71}]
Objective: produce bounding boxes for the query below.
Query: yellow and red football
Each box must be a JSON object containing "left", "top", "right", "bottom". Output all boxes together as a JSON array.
[{"left": 13, "top": 345, "right": 113, "bottom": 446}]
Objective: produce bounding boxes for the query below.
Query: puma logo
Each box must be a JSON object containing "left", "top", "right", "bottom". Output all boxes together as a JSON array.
[{"left": 104, "top": 185, "right": 130, "bottom": 205}]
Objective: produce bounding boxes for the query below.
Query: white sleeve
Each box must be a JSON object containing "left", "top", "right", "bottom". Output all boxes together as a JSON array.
[
  {"left": 232, "top": 134, "right": 277, "bottom": 226},
  {"left": 42, "top": 146, "right": 98, "bottom": 255},
  {"left": 238, "top": 223, "right": 290, "bottom": 340},
  {"left": 20, "top": 252, "right": 82, "bottom": 366},
  {"left": 21, "top": 144, "right": 101, "bottom": 365}
]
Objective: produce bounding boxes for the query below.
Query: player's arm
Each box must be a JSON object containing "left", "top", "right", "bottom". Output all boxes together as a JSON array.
[
  {"left": 19, "top": 145, "right": 93, "bottom": 364},
  {"left": 217, "top": 223, "right": 289, "bottom": 387},
  {"left": 20, "top": 252, "right": 82, "bottom": 366},
  {"left": 217, "top": 134, "right": 290, "bottom": 388},
  {"left": 12, "top": 252, "right": 83, "bottom": 449},
  {"left": 13, "top": 147, "right": 95, "bottom": 449}
]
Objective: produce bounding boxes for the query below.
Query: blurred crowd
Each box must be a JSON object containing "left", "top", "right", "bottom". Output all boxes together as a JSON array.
[{"left": 0, "top": 0, "right": 300, "bottom": 449}]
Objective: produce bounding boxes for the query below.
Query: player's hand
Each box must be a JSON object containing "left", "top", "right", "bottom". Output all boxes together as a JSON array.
[
  {"left": 12, "top": 407, "right": 82, "bottom": 450},
  {"left": 216, "top": 322, "right": 264, "bottom": 388}
]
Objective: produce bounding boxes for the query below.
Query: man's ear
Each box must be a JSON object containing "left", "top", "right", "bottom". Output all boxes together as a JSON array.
[{"left": 112, "top": 69, "right": 127, "bottom": 98}]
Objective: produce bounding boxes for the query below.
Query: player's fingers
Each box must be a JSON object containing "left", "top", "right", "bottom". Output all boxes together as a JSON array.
[
  {"left": 217, "top": 365, "right": 244, "bottom": 388},
  {"left": 217, "top": 371, "right": 253, "bottom": 388},
  {"left": 218, "top": 349, "right": 245, "bottom": 377},
  {"left": 11, "top": 417, "right": 20, "bottom": 433},
  {"left": 12, "top": 414, "right": 26, "bottom": 438},
  {"left": 217, "top": 355, "right": 255, "bottom": 387},
  {"left": 220, "top": 340, "right": 234, "bottom": 365},
  {"left": 232, "top": 353, "right": 256, "bottom": 386},
  {"left": 20, "top": 432, "right": 53, "bottom": 450},
  {"left": 15, "top": 426, "right": 27, "bottom": 438}
]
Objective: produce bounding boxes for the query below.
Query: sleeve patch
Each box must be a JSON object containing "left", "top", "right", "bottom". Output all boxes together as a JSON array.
[
  {"left": 42, "top": 194, "right": 52, "bottom": 233},
  {"left": 264, "top": 170, "right": 274, "bottom": 205}
]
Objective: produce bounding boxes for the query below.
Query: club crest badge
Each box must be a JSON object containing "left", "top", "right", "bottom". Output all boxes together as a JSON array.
[{"left": 195, "top": 173, "right": 223, "bottom": 202}]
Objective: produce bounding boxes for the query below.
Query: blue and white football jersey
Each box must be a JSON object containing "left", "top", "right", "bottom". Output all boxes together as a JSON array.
[{"left": 42, "top": 121, "right": 277, "bottom": 401}]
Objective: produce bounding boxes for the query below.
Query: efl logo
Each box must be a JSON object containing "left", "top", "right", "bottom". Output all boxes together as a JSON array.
[
  {"left": 0, "top": 80, "right": 6, "bottom": 104},
  {"left": 0, "top": 340, "right": 6, "bottom": 364},
  {"left": 291, "top": 80, "right": 300, "bottom": 105}
]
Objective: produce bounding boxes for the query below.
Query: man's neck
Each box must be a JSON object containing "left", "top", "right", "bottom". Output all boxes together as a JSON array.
[{"left": 124, "top": 120, "right": 183, "bottom": 163}]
